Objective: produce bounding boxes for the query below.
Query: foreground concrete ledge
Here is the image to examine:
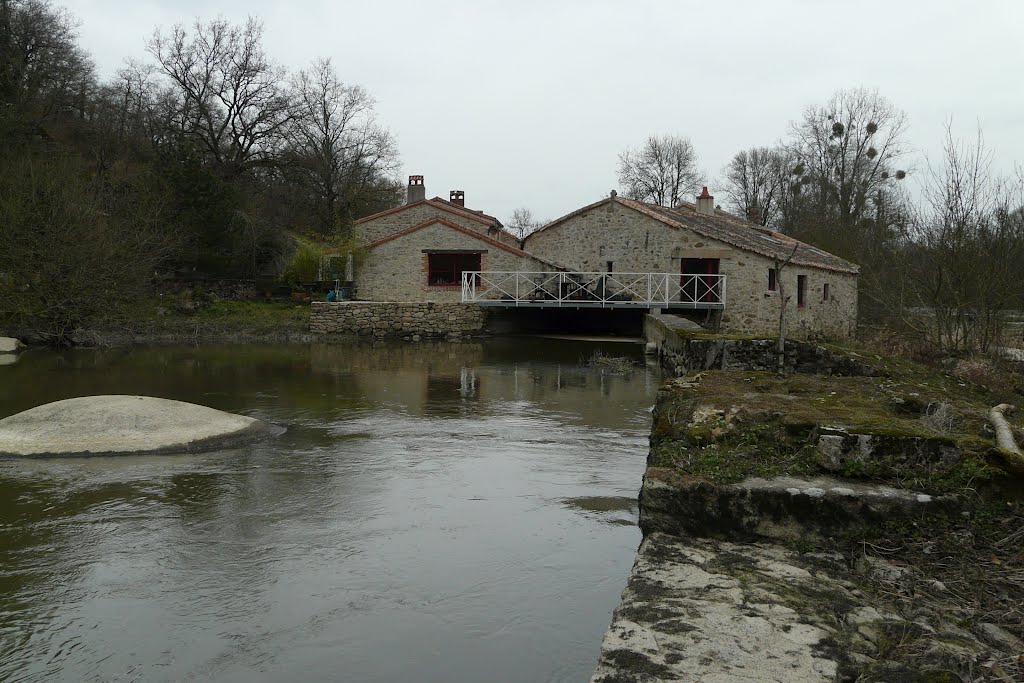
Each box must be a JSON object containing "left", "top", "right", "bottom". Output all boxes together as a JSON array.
[
  {"left": 0, "top": 395, "right": 278, "bottom": 458},
  {"left": 640, "top": 469, "right": 957, "bottom": 542},
  {"left": 591, "top": 532, "right": 995, "bottom": 682},
  {"left": 592, "top": 532, "right": 846, "bottom": 682}
]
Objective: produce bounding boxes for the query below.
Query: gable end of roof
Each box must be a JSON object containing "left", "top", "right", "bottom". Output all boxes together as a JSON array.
[
  {"left": 359, "top": 217, "right": 564, "bottom": 266},
  {"left": 354, "top": 199, "right": 495, "bottom": 227}
]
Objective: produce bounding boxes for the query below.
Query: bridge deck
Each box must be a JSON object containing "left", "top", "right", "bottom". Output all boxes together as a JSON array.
[
  {"left": 471, "top": 300, "right": 722, "bottom": 309},
  {"left": 460, "top": 271, "right": 726, "bottom": 309}
]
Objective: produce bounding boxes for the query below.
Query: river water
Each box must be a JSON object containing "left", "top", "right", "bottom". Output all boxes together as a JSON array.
[{"left": 0, "top": 339, "right": 659, "bottom": 683}]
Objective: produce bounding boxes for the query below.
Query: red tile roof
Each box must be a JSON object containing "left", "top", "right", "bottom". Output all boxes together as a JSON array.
[
  {"left": 428, "top": 196, "right": 500, "bottom": 224},
  {"left": 354, "top": 197, "right": 525, "bottom": 248},
  {"left": 345, "top": 217, "right": 564, "bottom": 269},
  {"left": 428, "top": 196, "right": 526, "bottom": 246},
  {"left": 354, "top": 198, "right": 496, "bottom": 228}
]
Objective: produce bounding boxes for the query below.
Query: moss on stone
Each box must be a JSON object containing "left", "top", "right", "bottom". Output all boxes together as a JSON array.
[
  {"left": 675, "top": 329, "right": 764, "bottom": 342},
  {"left": 651, "top": 364, "right": 1019, "bottom": 494}
]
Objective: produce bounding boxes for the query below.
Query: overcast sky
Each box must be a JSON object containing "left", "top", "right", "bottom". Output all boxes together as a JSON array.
[{"left": 71, "top": 0, "right": 1024, "bottom": 225}]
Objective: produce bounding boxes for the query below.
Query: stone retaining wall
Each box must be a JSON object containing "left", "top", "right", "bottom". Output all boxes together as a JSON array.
[
  {"left": 644, "top": 314, "right": 881, "bottom": 376},
  {"left": 310, "top": 302, "right": 488, "bottom": 339}
]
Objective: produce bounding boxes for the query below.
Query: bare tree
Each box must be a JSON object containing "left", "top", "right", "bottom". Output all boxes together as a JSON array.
[
  {"left": 507, "top": 206, "right": 542, "bottom": 240},
  {"left": 146, "top": 17, "right": 292, "bottom": 177},
  {"left": 773, "top": 244, "right": 799, "bottom": 373},
  {"left": 617, "top": 134, "right": 699, "bottom": 207},
  {"left": 719, "top": 146, "right": 789, "bottom": 226},
  {"left": 0, "top": 152, "right": 176, "bottom": 344},
  {"left": 0, "top": 0, "right": 95, "bottom": 126},
  {"left": 896, "top": 126, "right": 1024, "bottom": 354},
  {"left": 284, "top": 57, "right": 400, "bottom": 235},
  {"left": 87, "top": 60, "right": 164, "bottom": 174},
  {"left": 785, "top": 87, "right": 910, "bottom": 254}
]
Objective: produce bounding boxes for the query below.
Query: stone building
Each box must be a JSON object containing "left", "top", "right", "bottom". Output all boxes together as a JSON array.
[
  {"left": 523, "top": 189, "right": 859, "bottom": 338},
  {"left": 334, "top": 176, "right": 557, "bottom": 302},
  {"left": 334, "top": 176, "right": 857, "bottom": 339}
]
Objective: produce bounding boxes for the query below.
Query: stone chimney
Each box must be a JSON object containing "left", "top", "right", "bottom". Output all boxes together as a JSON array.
[
  {"left": 746, "top": 204, "right": 762, "bottom": 225},
  {"left": 407, "top": 175, "right": 425, "bottom": 204},
  {"left": 696, "top": 186, "right": 715, "bottom": 216},
  {"left": 450, "top": 190, "right": 465, "bottom": 207}
]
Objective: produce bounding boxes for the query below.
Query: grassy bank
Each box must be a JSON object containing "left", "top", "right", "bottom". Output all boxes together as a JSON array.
[{"left": 73, "top": 298, "right": 313, "bottom": 345}]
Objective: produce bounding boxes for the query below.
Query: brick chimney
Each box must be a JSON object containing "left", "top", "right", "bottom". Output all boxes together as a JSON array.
[
  {"left": 407, "top": 175, "right": 425, "bottom": 204},
  {"left": 746, "top": 204, "right": 762, "bottom": 225},
  {"left": 696, "top": 186, "right": 715, "bottom": 216},
  {"left": 449, "top": 190, "right": 465, "bottom": 207}
]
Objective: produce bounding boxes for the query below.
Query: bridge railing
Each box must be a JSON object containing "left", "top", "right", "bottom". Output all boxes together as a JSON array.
[{"left": 461, "top": 271, "right": 726, "bottom": 308}]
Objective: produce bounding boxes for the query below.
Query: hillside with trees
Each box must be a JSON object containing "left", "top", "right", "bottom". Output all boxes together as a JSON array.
[{"left": 0, "top": 0, "right": 401, "bottom": 342}]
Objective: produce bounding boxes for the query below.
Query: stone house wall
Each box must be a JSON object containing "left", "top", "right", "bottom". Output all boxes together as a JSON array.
[
  {"left": 525, "top": 202, "right": 857, "bottom": 339},
  {"left": 728, "top": 256, "right": 857, "bottom": 340},
  {"left": 355, "top": 221, "right": 549, "bottom": 302},
  {"left": 310, "top": 301, "right": 487, "bottom": 339}
]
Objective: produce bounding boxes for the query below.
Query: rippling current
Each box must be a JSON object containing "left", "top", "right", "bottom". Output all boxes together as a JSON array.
[{"left": 0, "top": 339, "right": 659, "bottom": 682}]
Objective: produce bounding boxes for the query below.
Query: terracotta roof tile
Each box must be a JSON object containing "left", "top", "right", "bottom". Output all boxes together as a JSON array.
[
  {"left": 339, "top": 217, "right": 565, "bottom": 270},
  {"left": 428, "top": 196, "right": 527, "bottom": 246},
  {"left": 354, "top": 198, "right": 494, "bottom": 227},
  {"left": 429, "top": 196, "right": 500, "bottom": 224}
]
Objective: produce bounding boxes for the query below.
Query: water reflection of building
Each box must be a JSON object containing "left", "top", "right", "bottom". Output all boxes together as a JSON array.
[{"left": 309, "top": 341, "right": 658, "bottom": 427}]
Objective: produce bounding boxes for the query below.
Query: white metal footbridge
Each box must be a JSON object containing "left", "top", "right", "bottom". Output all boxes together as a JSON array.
[{"left": 461, "top": 271, "right": 725, "bottom": 309}]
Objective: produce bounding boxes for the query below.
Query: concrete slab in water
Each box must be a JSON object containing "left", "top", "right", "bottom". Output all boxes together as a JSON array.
[
  {"left": 0, "top": 395, "right": 277, "bottom": 457},
  {"left": 0, "top": 337, "right": 25, "bottom": 354}
]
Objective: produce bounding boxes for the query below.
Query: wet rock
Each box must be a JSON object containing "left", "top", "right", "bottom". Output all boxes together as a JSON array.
[
  {"left": 0, "top": 395, "right": 278, "bottom": 457},
  {"left": 0, "top": 337, "right": 25, "bottom": 354}
]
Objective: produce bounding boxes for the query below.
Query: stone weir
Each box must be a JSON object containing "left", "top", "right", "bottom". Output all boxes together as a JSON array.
[{"left": 590, "top": 321, "right": 1024, "bottom": 682}]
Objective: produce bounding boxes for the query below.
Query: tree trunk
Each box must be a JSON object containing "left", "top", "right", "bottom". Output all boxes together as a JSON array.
[
  {"left": 777, "top": 279, "right": 787, "bottom": 374},
  {"left": 989, "top": 404, "right": 1022, "bottom": 455}
]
